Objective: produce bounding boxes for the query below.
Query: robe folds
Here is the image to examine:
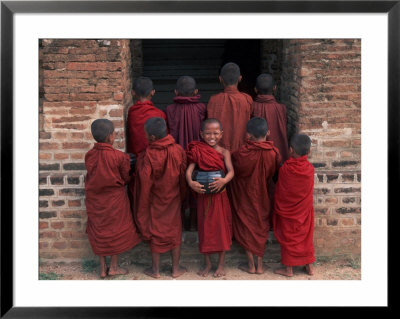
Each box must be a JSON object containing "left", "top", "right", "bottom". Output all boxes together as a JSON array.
[
  {"left": 229, "top": 140, "right": 281, "bottom": 257},
  {"left": 127, "top": 100, "right": 167, "bottom": 156},
  {"left": 165, "top": 95, "right": 207, "bottom": 151},
  {"left": 207, "top": 86, "right": 253, "bottom": 152},
  {"left": 252, "top": 95, "right": 289, "bottom": 163},
  {"left": 84, "top": 143, "right": 141, "bottom": 256},
  {"left": 186, "top": 141, "right": 232, "bottom": 254},
  {"left": 273, "top": 155, "right": 316, "bottom": 266},
  {"left": 134, "top": 135, "right": 187, "bottom": 253}
]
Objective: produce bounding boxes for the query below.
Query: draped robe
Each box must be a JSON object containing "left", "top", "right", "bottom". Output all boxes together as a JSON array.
[
  {"left": 84, "top": 143, "right": 141, "bottom": 256},
  {"left": 165, "top": 95, "right": 207, "bottom": 151},
  {"left": 127, "top": 100, "right": 167, "bottom": 156},
  {"left": 273, "top": 155, "right": 316, "bottom": 266},
  {"left": 207, "top": 86, "right": 253, "bottom": 152},
  {"left": 252, "top": 95, "right": 289, "bottom": 163},
  {"left": 133, "top": 135, "right": 187, "bottom": 253},
  {"left": 186, "top": 141, "right": 232, "bottom": 253},
  {"left": 229, "top": 140, "right": 281, "bottom": 257}
]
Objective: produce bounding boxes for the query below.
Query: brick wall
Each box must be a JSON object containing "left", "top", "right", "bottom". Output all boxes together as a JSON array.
[
  {"left": 39, "top": 39, "right": 132, "bottom": 260},
  {"left": 280, "top": 39, "right": 361, "bottom": 255}
]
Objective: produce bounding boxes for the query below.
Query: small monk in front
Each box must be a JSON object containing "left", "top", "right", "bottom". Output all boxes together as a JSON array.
[
  {"left": 273, "top": 133, "right": 316, "bottom": 277},
  {"left": 186, "top": 118, "right": 234, "bottom": 277},
  {"left": 133, "top": 117, "right": 187, "bottom": 279},
  {"left": 84, "top": 119, "right": 141, "bottom": 278}
]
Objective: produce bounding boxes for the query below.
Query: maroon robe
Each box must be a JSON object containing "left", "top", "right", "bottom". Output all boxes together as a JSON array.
[
  {"left": 229, "top": 140, "right": 281, "bottom": 257},
  {"left": 127, "top": 100, "right": 167, "bottom": 156},
  {"left": 186, "top": 141, "right": 232, "bottom": 253},
  {"left": 133, "top": 135, "right": 187, "bottom": 253},
  {"left": 207, "top": 87, "right": 253, "bottom": 152},
  {"left": 252, "top": 95, "right": 289, "bottom": 163},
  {"left": 165, "top": 95, "right": 207, "bottom": 151},
  {"left": 273, "top": 155, "right": 315, "bottom": 266},
  {"left": 84, "top": 143, "right": 141, "bottom": 256}
]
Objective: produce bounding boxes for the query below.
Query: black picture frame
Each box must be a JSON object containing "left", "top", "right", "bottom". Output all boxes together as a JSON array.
[{"left": 1, "top": 0, "right": 396, "bottom": 317}]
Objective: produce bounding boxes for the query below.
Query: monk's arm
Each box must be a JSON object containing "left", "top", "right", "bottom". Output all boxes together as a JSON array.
[
  {"left": 186, "top": 162, "right": 205, "bottom": 194},
  {"left": 209, "top": 149, "right": 234, "bottom": 192}
]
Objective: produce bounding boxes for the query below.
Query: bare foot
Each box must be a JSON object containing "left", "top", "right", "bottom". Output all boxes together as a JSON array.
[
  {"left": 238, "top": 263, "right": 255, "bottom": 274},
  {"left": 274, "top": 267, "right": 293, "bottom": 277},
  {"left": 100, "top": 267, "right": 108, "bottom": 278},
  {"left": 197, "top": 264, "right": 211, "bottom": 277},
  {"left": 108, "top": 266, "right": 128, "bottom": 276},
  {"left": 172, "top": 266, "right": 187, "bottom": 278},
  {"left": 144, "top": 267, "right": 160, "bottom": 279},
  {"left": 305, "top": 264, "right": 314, "bottom": 276},
  {"left": 213, "top": 266, "right": 226, "bottom": 277},
  {"left": 256, "top": 266, "right": 264, "bottom": 274}
]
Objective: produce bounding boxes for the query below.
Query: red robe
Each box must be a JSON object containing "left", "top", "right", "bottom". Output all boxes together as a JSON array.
[
  {"left": 273, "top": 155, "right": 316, "bottom": 266},
  {"left": 84, "top": 143, "right": 141, "bottom": 256},
  {"left": 133, "top": 135, "right": 187, "bottom": 253},
  {"left": 207, "top": 87, "right": 253, "bottom": 152},
  {"left": 252, "top": 95, "right": 289, "bottom": 162},
  {"left": 127, "top": 100, "right": 167, "bottom": 156},
  {"left": 186, "top": 141, "right": 232, "bottom": 254},
  {"left": 165, "top": 95, "right": 207, "bottom": 151},
  {"left": 229, "top": 140, "right": 281, "bottom": 257}
]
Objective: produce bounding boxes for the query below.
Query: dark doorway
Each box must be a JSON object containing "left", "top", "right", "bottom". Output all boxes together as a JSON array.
[{"left": 141, "top": 39, "right": 261, "bottom": 110}]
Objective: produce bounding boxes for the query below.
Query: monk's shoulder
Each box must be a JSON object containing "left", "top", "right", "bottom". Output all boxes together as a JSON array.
[{"left": 241, "top": 92, "right": 253, "bottom": 105}]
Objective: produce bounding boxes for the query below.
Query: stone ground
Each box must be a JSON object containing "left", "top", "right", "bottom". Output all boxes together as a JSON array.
[{"left": 39, "top": 232, "right": 361, "bottom": 281}]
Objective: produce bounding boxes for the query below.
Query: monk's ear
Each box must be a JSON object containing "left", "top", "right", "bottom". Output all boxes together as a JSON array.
[
  {"left": 254, "top": 87, "right": 258, "bottom": 94},
  {"left": 174, "top": 89, "right": 179, "bottom": 96},
  {"left": 218, "top": 76, "right": 223, "bottom": 84},
  {"left": 238, "top": 75, "right": 242, "bottom": 83},
  {"left": 266, "top": 130, "right": 270, "bottom": 137},
  {"left": 132, "top": 89, "right": 136, "bottom": 97},
  {"left": 193, "top": 89, "right": 199, "bottom": 96},
  {"left": 273, "top": 85, "right": 277, "bottom": 94},
  {"left": 246, "top": 132, "right": 252, "bottom": 140},
  {"left": 150, "top": 89, "right": 155, "bottom": 97}
]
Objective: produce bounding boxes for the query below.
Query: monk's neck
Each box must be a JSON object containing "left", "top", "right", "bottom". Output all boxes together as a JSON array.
[
  {"left": 137, "top": 97, "right": 152, "bottom": 103},
  {"left": 223, "top": 85, "right": 238, "bottom": 92}
]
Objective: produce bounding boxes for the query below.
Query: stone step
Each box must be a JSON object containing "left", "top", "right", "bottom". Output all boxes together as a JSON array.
[{"left": 122, "top": 231, "right": 282, "bottom": 266}]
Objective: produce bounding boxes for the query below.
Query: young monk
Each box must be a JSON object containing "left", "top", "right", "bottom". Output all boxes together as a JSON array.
[
  {"left": 133, "top": 117, "right": 187, "bottom": 279},
  {"left": 165, "top": 76, "right": 207, "bottom": 231},
  {"left": 252, "top": 73, "right": 289, "bottom": 163},
  {"left": 273, "top": 133, "right": 316, "bottom": 277},
  {"left": 229, "top": 117, "right": 281, "bottom": 274},
  {"left": 84, "top": 119, "right": 141, "bottom": 278},
  {"left": 186, "top": 118, "right": 234, "bottom": 277},
  {"left": 127, "top": 76, "right": 167, "bottom": 157},
  {"left": 207, "top": 62, "right": 253, "bottom": 152}
]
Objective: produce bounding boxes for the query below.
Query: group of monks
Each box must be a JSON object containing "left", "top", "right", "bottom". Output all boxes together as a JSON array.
[{"left": 84, "top": 62, "right": 316, "bottom": 279}]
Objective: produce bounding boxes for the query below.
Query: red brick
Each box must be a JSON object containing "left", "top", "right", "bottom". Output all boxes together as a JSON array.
[
  {"left": 68, "top": 199, "right": 82, "bottom": 207},
  {"left": 54, "top": 153, "right": 69, "bottom": 160},
  {"left": 71, "top": 152, "right": 85, "bottom": 160},
  {"left": 62, "top": 142, "right": 91, "bottom": 149},
  {"left": 39, "top": 231, "right": 57, "bottom": 239},
  {"left": 39, "top": 142, "right": 59, "bottom": 150},
  {"left": 52, "top": 116, "right": 91, "bottom": 123},
  {"left": 54, "top": 123, "right": 88, "bottom": 130},
  {"left": 61, "top": 231, "right": 87, "bottom": 239},
  {"left": 60, "top": 211, "right": 86, "bottom": 219},
  {"left": 51, "top": 221, "right": 64, "bottom": 229},
  {"left": 53, "top": 241, "right": 67, "bottom": 249},
  {"left": 40, "top": 153, "right": 52, "bottom": 160},
  {"left": 67, "top": 62, "right": 108, "bottom": 71},
  {"left": 39, "top": 222, "right": 49, "bottom": 229}
]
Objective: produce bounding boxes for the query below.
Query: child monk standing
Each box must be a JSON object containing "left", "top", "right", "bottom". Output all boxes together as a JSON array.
[
  {"left": 186, "top": 118, "right": 234, "bottom": 277},
  {"left": 252, "top": 73, "right": 289, "bottom": 163},
  {"left": 229, "top": 117, "right": 281, "bottom": 274},
  {"left": 133, "top": 117, "right": 187, "bottom": 279},
  {"left": 273, "top": 134, "right": 316, "bottom": 277},
  {"left": 207, "top": 62, "right": 253, "bottom": 152},
  {"left": 165, "top": 76, "right": 207, "bottom": 231},
  {"left": 85, "top": 119, "right": 141, "bottom": 278}
]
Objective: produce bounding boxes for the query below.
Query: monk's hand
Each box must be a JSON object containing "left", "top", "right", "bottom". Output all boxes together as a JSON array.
[
  {"left": 189, "top": 180, "right": 206, "bottom": 194},
  {"left": 209, "top": 177, "right": 226, "bottom": 193}
]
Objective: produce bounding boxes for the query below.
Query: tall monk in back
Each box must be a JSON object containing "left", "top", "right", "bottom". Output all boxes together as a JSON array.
[
  {"left": 273, "top": 134, "right": 316, "bottom": 277},
  {"left": 207, "top": 62, "right": 253, "bottom": 152},
  {"left": 252, "top": 73, "right": 289, "bottom": 163},
  {"left": 133, "top": 117, "right": 187, "bottom": 279},
  {"left": 165, "top": 76, "right": 207, "bottom": 231},
  {"left": 127, "top": 76, "right": 167, "bottom": 157},
  {"left": 186, "top": 118, "right": 234, "bottom": 277},
  {"left": 84, "top": 119, "right": 141, "bottom": 278},
  {"left": 229, "top": 117, "right": 281, "bottom": 274}
]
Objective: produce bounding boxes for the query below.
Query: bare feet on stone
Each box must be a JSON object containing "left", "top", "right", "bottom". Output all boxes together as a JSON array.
[
  {"left": 197, "top": 264, "right": 212, "bottom": 277},
  {"left": 213, "top": 266, "right": 226, "bottom": 277},
  {"left": 238, "top": 263, "right": 255, "bottom": 274},
  {"left": 172, "top": 266, "right": 187, "bottom": 278},
  {"left": 108, "top": 266, "right": 128, "bottom": 276},
  {"left": 144, "top": 267, "right": 161, "bottom": 279},
  {"left": 274, "top": 267, "right": 293, "bottom": 277},
  {"left": 305, "top": 264, "right": 314, "bottom": 276}
]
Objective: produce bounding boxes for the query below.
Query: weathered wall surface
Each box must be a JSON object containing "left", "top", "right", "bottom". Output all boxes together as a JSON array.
[
  {"left": 39, "top": 39, "right": 361, "bottom": 262},
  {"left": 281, "top": 39, "right": 361, "bottom": 256},
  {"left": 39, "top": 39, "right": 132, "bottom": 260}
]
